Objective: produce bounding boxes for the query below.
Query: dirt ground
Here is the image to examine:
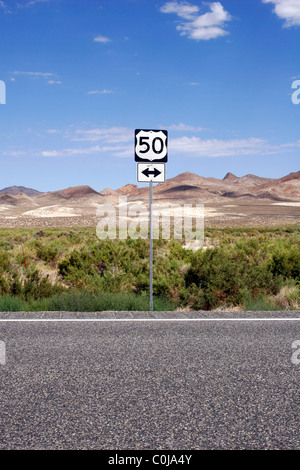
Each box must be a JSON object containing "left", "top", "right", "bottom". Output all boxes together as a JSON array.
[{"left": 0, "top": 201, "right": 298, "bottom": 229}]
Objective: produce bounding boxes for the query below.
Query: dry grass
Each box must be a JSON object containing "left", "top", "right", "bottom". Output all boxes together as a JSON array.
[{"left": 273, "top": 286, "right": 300, "bottom": 309}]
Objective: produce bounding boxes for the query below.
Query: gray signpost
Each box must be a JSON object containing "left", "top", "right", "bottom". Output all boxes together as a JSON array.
[
  {"left": 149, "top": 180, "right": 153, "bottom": 310},
  {"left": 135, "top": 129, "right": 168, "bottom": 311}
]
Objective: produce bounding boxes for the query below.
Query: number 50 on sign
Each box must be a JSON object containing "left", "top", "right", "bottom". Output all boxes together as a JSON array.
[{"left": 135, "top": 129, "right": 168, "bottom": 163}]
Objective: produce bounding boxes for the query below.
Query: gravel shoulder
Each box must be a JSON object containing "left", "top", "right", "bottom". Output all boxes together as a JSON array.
[{"left": 0, "top": 310, "right": 300, "bottom": 319}]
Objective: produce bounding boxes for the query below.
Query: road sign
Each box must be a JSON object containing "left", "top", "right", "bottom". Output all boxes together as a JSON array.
[
  {"left": 137, "top": 163, "right": 165, "bottom": 183},
  {"left": 135, "top": 129, "right": 168, "bottom": 163},
  {"left": 134, "top": 129, "right": 168, "bottom": 312}
]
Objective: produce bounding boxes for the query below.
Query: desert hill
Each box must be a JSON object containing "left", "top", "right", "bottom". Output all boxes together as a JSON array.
[
  {"left": 1, "top": 171, "right": 298, "bottom": 203},
  {"left": 0, "top": 186, "right": 41, "bottom": 197},
  {"left": 0, "top": 192, "right": 37, "bottom": 207},
  {"left": 223, "top": 172, "right": 238, "bottom": 181},
  {"left": 99, "top": 187, "right": 118, "bottom": 196},
  {"left": 0, "top": 171, "right": 298, "bottom": 228},
  {"left": 48, "top": 185, "right": 100, "bottom": 199},
  {"left": 116, "top": 184, "right": 139, "bottom": 195}
]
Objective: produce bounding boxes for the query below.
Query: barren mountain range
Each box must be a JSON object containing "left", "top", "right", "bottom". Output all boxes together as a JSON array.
[{"left": 0, "top": 171, "right": 299, "bottom": 228}]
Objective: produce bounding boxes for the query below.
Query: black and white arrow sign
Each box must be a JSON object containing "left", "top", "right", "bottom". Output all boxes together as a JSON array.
[
  {"left": 137, "top": 163, "right": 165, "bottom": 183},
  {"left": 142, "top": 167, "right": 161, "bottom": 178}
]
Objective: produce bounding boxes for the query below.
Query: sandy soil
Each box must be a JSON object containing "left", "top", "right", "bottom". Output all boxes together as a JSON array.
[
  {"left": 23, "top": 206, "right": 80, "bottom": 218},
  {"left": 0, "top": 195, "right": 298, "bottom": 229}
]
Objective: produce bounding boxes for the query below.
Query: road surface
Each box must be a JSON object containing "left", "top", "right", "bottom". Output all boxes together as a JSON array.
[{"left": 0, "top": 311, "right": 299, "bottom": 450}]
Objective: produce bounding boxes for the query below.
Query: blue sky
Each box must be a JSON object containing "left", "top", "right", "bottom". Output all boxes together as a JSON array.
[{"left": 0, "top": 0, "right": 300, "bottom": 191}]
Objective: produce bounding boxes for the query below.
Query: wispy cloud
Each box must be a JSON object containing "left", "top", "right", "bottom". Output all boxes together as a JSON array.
[
  {"left": 262, "top": 0, "right": 300, "bottom": 27},
  {"left": 40, "top": 146, "right": 102, "bottom": 157},
  {"left": 46, "top": 129, "right": 63, "bottom": 134},
  {"left": 18, "top": 0, "right": 52, "bottom": 8},
  {"left": 11, "top": 71, "right": 61, "bottom": 84},
  {"left": 86, "top": 89, "right": 113, "bottom": 95},
  {"left": 3, "top": 150, "right": 28, "bottom": 156},
  {"left": 0, "top": 1, "right": 12, "bottom": 14},
  {"left": 4, "top": 129, "right": 300, "bottom": 160},
  {"left": 41, "top": 126, "right": 132, "bottom": 158},
  {"left": 160, "top": 1, "right": 232, "bottom": 40},
  {"left": 12, "top": 71, "right": 56, "bottom": 78},
  {"left": 94, "top": 35, "right": 111, "bottom": 43},
  {"left": 71, "top": 127, "right": 132, "bottom": 144},
  {"left": 51, "top": 127, "right": 300, "bottom": 159},
  {"left": 166, "top": 123, "right": 207, "bottom": 131},
  {"left": 54, "top": 126, "right": 134, "bottom": 157},
  {"left": 160, "top": 1, "right": 200, "bottom": 19},
  {"left": 170, "top": 136, "right": 300, "bottom": 157}
]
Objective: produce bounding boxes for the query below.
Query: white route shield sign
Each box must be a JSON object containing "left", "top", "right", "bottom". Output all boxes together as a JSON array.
[{"left": 135, "top": 129, "right": 168, "bottom": 162}]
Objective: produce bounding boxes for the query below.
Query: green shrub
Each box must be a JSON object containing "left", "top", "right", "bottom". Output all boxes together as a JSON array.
[
  {"left": 244, "top": 295, "right": 282, "bottom": 311},
  {"left": 0, "top": 227, "right": 299, "bottom": 311},
  {"left": 183, "top": 237, "right": 298, "bottom": 310},
  {"left": 36, "top": 244, "right": 60, "bottom": 263},
  {"left": 269, "top": 245, "right": 300, "bottom": 281},
  {"left": 0, "top": 291, "right": 175, "bottom": 312},
  {"left": 0, "top": 295, "right": 26, "bottom": 312}
]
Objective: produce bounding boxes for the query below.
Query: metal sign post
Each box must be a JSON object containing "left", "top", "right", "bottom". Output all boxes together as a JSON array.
[
  {"left": 149, "top": 180, "right": 153, "bottom": 311},
  {"left": 135, "top": 129, "right": 168, "bottom": 312}
]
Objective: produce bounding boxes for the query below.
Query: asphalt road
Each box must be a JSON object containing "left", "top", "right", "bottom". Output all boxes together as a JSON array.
[{"left": 0, "top": 311, "right": 299, "bottom": 450}]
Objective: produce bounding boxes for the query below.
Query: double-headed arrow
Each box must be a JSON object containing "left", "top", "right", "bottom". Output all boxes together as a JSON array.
[{"left": 142, "top": 167, "right": 161, "bottom": 179}]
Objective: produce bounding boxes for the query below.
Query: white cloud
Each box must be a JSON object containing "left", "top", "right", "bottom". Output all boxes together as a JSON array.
[
  {"left": 4, "top": 129, "right": 300, "bottom": 160},
  {"left": 94, "top": 35, "right": 111, "bottom": 43},
  {"left": 40, "top": 143, "right": 134, "bottom": 158},
  {"left": 166, "top": 123, "right": 207, "bottom": 131},
  {"left": 263, "top": 0, "right": 300, "bottom": 27},
  {"left": 18, "top": 0, "right": 52, "bottom": 7},
  {"left": 0, "top": 1, "right": 11, "bottom": 13},
  {"left": 160, "top": 1, "right": 199, "bottom": 19},
  {"left": 11, "top": 71, "right": 62, "bottom": 84},
  {"left": 86, "top": 89, "right": 113, "bottom": 95},
  {"left": 55, "top": 126, "right": 134, "bottom": 157},
  {"left": 46, "top": 129, "right": 63, "bottom": 134},
  {"left": 40, "top": 150, "right": 62, "bottom": 157},
  {"left": 57, "top": 126, "right": 300, "bottom": 159},
  {"left": 41, "top": 146, "right": 101, "bottom": 157},
  {"left": 3, "top": 150, "right": 27, "bottom": 156},
  {"left": 170, "top": 136, "right": 300, "bottom": 157},
  {"left": 71, "top": 127, "right": 132, "bottom": 144},
  {"left": 40, "top": 126, "right": 133, "bottom": 158},
  {"left": 160, "top": 1, "right": 232, "bottom": 40},
  {"left": 55, "top": 126, "right": 300, "bottom": 159},
  {"left": 12, "top": 71, "right": 56, "bottom": 78}
]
